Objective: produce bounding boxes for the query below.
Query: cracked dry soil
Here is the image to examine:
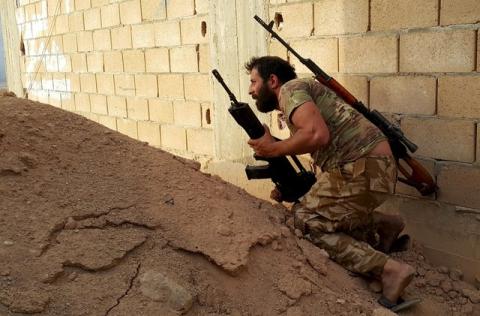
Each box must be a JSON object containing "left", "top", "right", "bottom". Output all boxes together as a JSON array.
[{"left": 1, "top": 95, "right": 479, "bottom": 316}]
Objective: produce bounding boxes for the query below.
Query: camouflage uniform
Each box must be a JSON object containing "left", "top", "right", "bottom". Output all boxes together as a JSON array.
[{"left": 279, "top": 78, "right": 396, "bottom": 277}]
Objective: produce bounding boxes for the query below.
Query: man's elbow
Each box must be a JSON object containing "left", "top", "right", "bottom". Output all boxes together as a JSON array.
[{"left": 312, "top": 130, "right": 330, "bottom": 148}]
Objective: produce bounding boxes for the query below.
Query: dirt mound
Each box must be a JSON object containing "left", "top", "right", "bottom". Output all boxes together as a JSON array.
[{"left": 0, "top": 96, "right": 478, "bottom": 315}]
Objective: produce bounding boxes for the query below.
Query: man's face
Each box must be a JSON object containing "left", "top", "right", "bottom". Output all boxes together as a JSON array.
[{"left": 249, "top": 68, "right": 278, "bottom": 113}]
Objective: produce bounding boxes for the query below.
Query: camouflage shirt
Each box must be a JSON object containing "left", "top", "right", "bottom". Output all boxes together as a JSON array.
[{"left": 279, "top": 78, "right": 386, "bottom": 171}]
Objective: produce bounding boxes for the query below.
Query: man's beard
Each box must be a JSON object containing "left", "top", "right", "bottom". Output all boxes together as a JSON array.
[{"left": 254, "top": 83, "right": 278, "bottom": 113}]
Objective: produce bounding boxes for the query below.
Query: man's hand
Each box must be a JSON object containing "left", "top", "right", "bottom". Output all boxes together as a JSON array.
[{"left": 247, "top": 124, "right": 277, "bottom": 157}]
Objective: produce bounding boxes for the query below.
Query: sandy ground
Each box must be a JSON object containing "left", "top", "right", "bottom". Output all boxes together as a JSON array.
[{"left": 1, "top": 93, "right": 479, "bottom": 316}]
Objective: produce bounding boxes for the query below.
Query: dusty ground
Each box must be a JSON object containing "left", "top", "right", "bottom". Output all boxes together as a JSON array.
[{"left": 0, "top": 94, "right": 479, "bottom": 316}]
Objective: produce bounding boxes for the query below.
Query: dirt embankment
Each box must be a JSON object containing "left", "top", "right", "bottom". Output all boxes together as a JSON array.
[{"left": 0, "top": 94, "right": 479, "bottom": 316}]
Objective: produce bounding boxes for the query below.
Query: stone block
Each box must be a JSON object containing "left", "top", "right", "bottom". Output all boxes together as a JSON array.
[
  {"left": 101, "top": 4, "right": 120, "bottom": 28},
  {"left": 184, "top": 74, "right": 211, "bottom": 101},
  {"left": 98, "top": 115, "right": 117, "bottom": 131},
  {"left": 71, "top": 53, "right": 87, "bottom": 73},
  {"left": 75, "top": 0, "right": 91, "bottom": 10},
  {"left": 141, "top": 0, "right": 166, "bottom": 21},
  {"left": 132, "top": 24, "right": 155, "bottom": 48},
  {"left": 401, "top": 117, "right": 475, "bottom": 162},
  {"left": 86, "top": 52, "right": 103, "bottom": 73},
  {"left": 90, "top": 94, "right": 108, "bottom": 115},
  {"left": 127, "top": 97, "right": 149, "bottom": 120},
  {"left": 104, "top": 51, "right": 124, "bottom": 73},
  {"left": 116, "top": 118, "right": 138, "bottom": 139},
  {"left": 186, "top": 128, "right": 214, "bottom": 156},
  {"left": 173, "top": 100, "right": 202, "bottom": 127},
  {"left": 45, "top": 55, "right": 59, "bottom": 72},
  {"left": 120, "top": 0, "right": 142, "bottom": 25},
  {"left": 400, "top": 30, "right": 476, "bottom": 73},
  {"left": 158, "top": 74, "right": 184, "bottom": 99},
  {"left": 107, "top": 95, "right": 127, "bottom": 118},
  {"left": 111, "top": 26, "right": 132, "bottom": 50},
  {"left": 269, "top": 40, "right": 288, "bottom": 60},
  {"left": 370, "top": 76, "right": 436, "bottom": 115},
  {"left": 135, "top": 74, "right": 158, "bottom": 98},
  {"left": 437, "top": 163, "right": 480, "bottom": 209},
  {"left": 69, "top": 11, "right": 84, "bottom": 32},
  {"left": 314, "top": 0, "right": 368, "bottom": 35},
  {"left": 55, "top": 14, "right": 69, "bottom": 34},
  {"left": 289, "top": 38, "right": 338, "bottom": 74},
  {"left": 41, "top": 73, "right": 54, "bottom": 91},
  {"left": 123, "top": 50, "right": 146, "bottom": 73},
  {"left": 49, "top": 92, "right": 62, "bottom": 107},
  {"left": 96, "top": 74, "right": 115, "bottom": 95},
  {"left": 333, "top": 75, "right": 368, "bottom": 106},
  {"left": 371, "top": 0, "right": 438, "bottom": 31},
  {"left": 93, "top": 29, "right": 111, "bottom": 51},
  {"left": 114, "top": 74, "right": 136, "bottom": 96},
  {"left": 91, "top": 0, "right": 109, "bottom": 8},
  {"left": 181, "top": 16, "right": 209, "bottom": 44},
  {"left": 170, "top": 46, "right": 198, "bottom": 73},
  {"left": 74, "top": 93, "right": 90, "bottom": 112},
  {"left": 61, "top": 0, "right": 74, "bottom": 14},
  {"left": 198, "top": 44, "right": 210, "bottom": 73},
  {"left": 145, "top": 48, "right": 169, "bottom": 73},
  {"left": 149, "top": 99, "right": 174, "bottom": 123},
  {"left": 77, "top": 31, "right": 93, "bottom": 52},
  {"left": 268, "top": 3, "right": 313, "bottom": 38},
  {"left": 154, "top": 21, "right": 181, "bottom": 46},
  {"left": 80, "top": 73, "right": 97, "bottom": 93},
  {"left": 63, "top": 33, "right": 78, "bottom": 53},
  {"left": 66, "top": 73, "right": 81, "bottom": 92},
  {"left": 60, "top": 92, "right": 75, "bottom": 111},
  {"left": 84, "top": 8, "right": 101, "bottom": 31},
  {"left": 438, "top": 76, "right": 480, "bottom": 119},
  {"left": 195, "top": 0, "right": 208, "bottom": 14},
  {"left": 440, "top": 0, "right": 480, "bottom": 25},
  {"left": 138, "top": 121, "right": 161, "bottom": 147},
  {"left": 52, "top": 73, "right": 67, "bottom": 91},
  {"left": 161, "top": 125, "right": 187, "bottom": 151},
  {"left": 167, "top": 0, "right": 194, "bottom": 19}
]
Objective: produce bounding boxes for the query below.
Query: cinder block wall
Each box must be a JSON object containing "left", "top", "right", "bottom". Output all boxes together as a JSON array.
[
  {"left": 268, "top": 0, "right": 480, "bottom": 282},
  {"left": 16, "top": 0, "right": 213, "bottom": 158}
]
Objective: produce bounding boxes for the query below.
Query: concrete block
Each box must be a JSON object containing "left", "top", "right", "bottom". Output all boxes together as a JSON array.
[
  {"left": 340, "top": 35, "right": 397, "bottom": 73},
  {"left": 45, "top": 55, "right": 59, "bottom": 72},
  {"left": 141, "top": 0, "right": 166, "bottom": 21},
  {"left": 63, "top": 33, "right": 77, "bottom": 53},
  {"left": 74, "top": 93, "right": 90, "bottom": 112},
  {"left": 24, "top": 4, "right": 36, "bottom": 22},
  {"left": 269, "top": 40, "right": 288, "bottom": 60},
  {"left": 90, "top": 94, "right": 108, "bottom": 115},
  {"left": 201, "top": 103, "right": 212, "bottom": 128},
  {"left": 158, "top": 74, "right": 184, "bottom": 99},
  {"left": 80, "top": 73, "right": 97, "bottom": 93},
  {"left": 181, "top": 16, "right": 209, "bottom": 44},
  {"left": 120, "top": 0, "right": 142, "bottom": 25},
  {"left": 84, "top": 8, "right": 101, "bottom": 31},
  {"left": 184, "top": 74, "right": 211, "bottom": 101},
  {"left": 145, "top": 48, "right": 169, "bottom": 73},
  {"left": 138, "top": 121, "right": 161, "bottom": 147},
  {"left": 441, "top": 0, "right": 480, "bottom": 25},
  {"left": 314, "top": 0, "right": 368, "bottom": 35},
  {"left": 49, "top": 92, "right": 62, "bottom": 107},
  {"left": 41, "top": 73, "right": 54, "bottom": 90},
  {"left": 86, "top": 52, "right": 103, "bottom": 73},
  {"left": 16, "top": 7, "right": 25, "bottom": 24},
  {"left": 61, "top": 0, "right": 74, "bottom": 14},
  {"left": 91, "top": 0, "right": 109, "bottom": 8},
  {"left": 116, "top": 118, "right": 138, "bottom": 139},
  {"left": 371, "top": 0, "right": 438, "bottom": 31},
  {"left": 69, "top": 11, "right": 84, "bottom": 32},
  {"left": 149, "top": 99, "right": 174, "bottom": 123},
  {"left": 198, "top": 44, "right": 210, "bottom": 73},
  {"left": 114, "top": 74, "right": 136, "bottom": 96},
  {"left": 161, "top": 125, "right": 187, "bottom": 151},
  {"left": 107, "top": 95, "right": 127, "bottom": 118},
  {"left": 93, "top": 29, "right": 111, "bottom": 51},
  {"left": 50, "top": 35, "right": 64, "bottom": 54},
  {"left": 170, "top": 46, "right": 198, "bottom": 72},
  {"left": 438, "top": 76, "right": 480, "bottom": 119},
  {"left": 187, "top": 128, "right": 214, "bottom": 156},
  {"left": 154, "top": 21, "right": 181, "bottom": 46},
  {"left": 111, "top": 26, "right": 132, "bottom": 50},
  {"left": 173, "top": 100, "right": 202, "bottom": 127},
  {"left": 104, "top": 51, "right": 124, "bottom": 73},
  {"left": 123, "top": 50, "right": 146, "bottom": 73},
  {"left": 195, "top": 0, "right": 208, "bottom": 14},
  {"left": 400, "top": 30, "right": 476, "bottom": 73},
  {"left": 66, "top": 73, "right": 81, "bottom": 92},
  {"left": 101, "top": 4, "right": 120, "bottom": 28},
  {"left": 289, "top": 38, "right": 338, "bottom": 74},
  {"left": 127, "top": 97, "right": 149, "bottom": 120},
  {"left": 135, "top": 74, "right": 158, "bottom": 98},
  {"left": 96, "top": 73, "right": 115, "bottom": 95},
  {"left": 268, "top": 3, "right": 313, "bottom": 38},
  {"left": 131, "top": 24, "right": 155, "bottom": 48},
  {"left": 98, "top": 115, "right": 117, "bottom": 131},
  {"left": 52, "top": 73, "right": 67, "bottom": 91},
  {"left": 60, "top": 92, "right": 75, "bottom": 111},
  {"left": 55, "top": 14, "right": 69, "bottom": 34},
  {"left": 370, "top": 76, "right": 436, "bottom": 115},
  {"left": 437, "top": 163, "right": 480, "bottom": 209},
  {"left": 401, "top": 117, "right": 475, "bottom": 162},
  {"left": 77, "top": 31, "right": 93, "bottom": 52},
  {"left": 167, "top": 0, "right": 194, "bottom": 19},
  {"left": 71, "top": 53, "right": 87, "bottom": 73},
  {"left": 333, "top": 75, "right": 368, "bottom": 106},
  {"left": 75, "top": 0, "right": 91, "bottom": 10}
]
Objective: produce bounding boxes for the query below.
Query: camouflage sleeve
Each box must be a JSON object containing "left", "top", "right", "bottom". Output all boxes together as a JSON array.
[{"left": 279, "top": 80, "right": 312, "bottom": 124}]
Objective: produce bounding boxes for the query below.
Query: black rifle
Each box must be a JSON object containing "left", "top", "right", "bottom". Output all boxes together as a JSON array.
[
  {"left": 254, "top": 15, "right": 437, "bottom": 196},
  {"left": 212, "top": 69, "right": 316, "bottom": 203}
]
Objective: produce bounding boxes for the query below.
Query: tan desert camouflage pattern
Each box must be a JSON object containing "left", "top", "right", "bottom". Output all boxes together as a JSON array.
[
  {"left": 279, "top": 78, "right": 387, "bottom": 171},
  {"left": 293, "top": 156, "right": 397, "bottom": 276}
]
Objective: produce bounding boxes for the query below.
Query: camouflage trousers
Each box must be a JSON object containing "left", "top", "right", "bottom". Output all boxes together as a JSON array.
[{"left": 293, "top": 156, "right": 397, "bottom": 277}]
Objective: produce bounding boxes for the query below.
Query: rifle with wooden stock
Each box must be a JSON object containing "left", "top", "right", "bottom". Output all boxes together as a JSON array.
[{"left": 254, "top": 15, "right": 437, "bottom": 196}]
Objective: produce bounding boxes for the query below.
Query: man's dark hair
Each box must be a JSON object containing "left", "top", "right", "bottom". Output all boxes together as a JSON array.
[{"left": 245, "top": 56, "right": 297, "bottom": 84}]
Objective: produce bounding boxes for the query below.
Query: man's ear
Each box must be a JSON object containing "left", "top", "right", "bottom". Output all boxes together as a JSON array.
[{"left": 268, "top": 74, "right": 280, "bottom": 89}]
